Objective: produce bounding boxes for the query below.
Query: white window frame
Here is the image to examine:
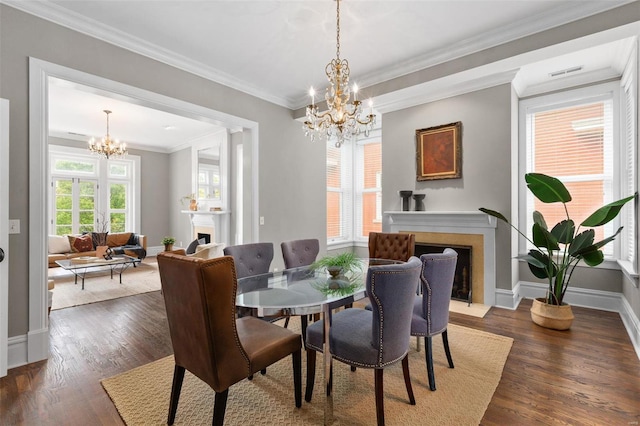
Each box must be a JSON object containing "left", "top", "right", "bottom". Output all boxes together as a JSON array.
[
  {"left": 519, "top": 81, "right": 631, "bottom": 268},
  {"left": 327, "top": 128, "right": 382, "bottom": 248},
  {"left": 327, "top": 139, "right": 354, "bottom": 247},
  {"left": 49, "top": 145, "right": 141, "bottom": 234}
]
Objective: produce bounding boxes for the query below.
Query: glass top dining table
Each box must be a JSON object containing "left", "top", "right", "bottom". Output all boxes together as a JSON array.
[{"left": 236, "top": 258, "right": 400, "bottom": 424}]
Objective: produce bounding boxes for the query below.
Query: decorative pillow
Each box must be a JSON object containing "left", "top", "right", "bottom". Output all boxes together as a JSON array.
[
  {"left": 106, "top": 232, "right": 132, "bottom": 248},
  {"left": 67, "top": 234, "right": 94, "bottom": 253},
  {"left": 185, "top": 238, "right": 206, "bottom": 255},
  {"left": 48, "top": 235, "right": 71, "bottom": 254},
  {"left": 193, "top": 242, "right": 225, "bottom": 259}
]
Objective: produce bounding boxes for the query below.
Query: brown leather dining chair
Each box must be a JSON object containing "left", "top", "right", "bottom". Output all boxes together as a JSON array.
[
  {"left": 157, "top": 252, "right": 302, "bottom": 426},
  {"left": 368, "top": 232, "right": 415, "bottom": 262}
]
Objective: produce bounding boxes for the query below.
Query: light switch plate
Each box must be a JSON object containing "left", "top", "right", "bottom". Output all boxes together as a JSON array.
[{"left": 9, "top": 219, "right": 19, "bottom": 234}]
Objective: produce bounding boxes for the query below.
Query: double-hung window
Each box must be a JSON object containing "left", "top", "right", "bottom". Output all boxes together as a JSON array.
[
  {"left": 326, "top": 130, "right": 382, "bottom": 246},
  {"left": 520, "top": 80, "right": 635, "bottom": 265}
]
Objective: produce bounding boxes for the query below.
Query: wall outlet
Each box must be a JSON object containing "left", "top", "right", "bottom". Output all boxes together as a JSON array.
[
  {"left": 8, "top": 219, "right": 19, "bottom": 234},
  {"left": 259, "top": 216, "right": 265, "bottom": 225}
]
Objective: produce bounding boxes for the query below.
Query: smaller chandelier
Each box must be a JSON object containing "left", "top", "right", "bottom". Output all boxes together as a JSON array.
[
  {"left": 303, "top": 0, "right": 375, "bottom": 147},
  {"left": 88, "top": 110, "right": 127, "bottom": 159}
]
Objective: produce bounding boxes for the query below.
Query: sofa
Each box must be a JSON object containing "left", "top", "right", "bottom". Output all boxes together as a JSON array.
[{"left": 48, "top": 232, "right": 147, "bottom": 268}]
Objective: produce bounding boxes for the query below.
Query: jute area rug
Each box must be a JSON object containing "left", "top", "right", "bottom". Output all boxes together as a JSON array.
[
  {"left": 102, "top": 322, "right": 513, "bottom": 425},
  {"left": 49, "top": 260, "right": 161, "bottom": 310}
]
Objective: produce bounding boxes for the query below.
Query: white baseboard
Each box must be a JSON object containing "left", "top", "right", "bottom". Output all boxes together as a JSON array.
[
  {"left": 495, "top": 283, "right": 522, "bottom": 310},
  {"left": 8, "top": 335, "right": 27, "bottom": 369},
  {"left": 147, "top": 245, "right": 164, "bottom": 257},
  {"left": 510, "top": 281, "right": 640, "bottom": 359}
]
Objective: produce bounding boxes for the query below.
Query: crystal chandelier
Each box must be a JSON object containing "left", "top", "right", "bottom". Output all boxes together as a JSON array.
[
  {"left": 88, "top": 110, "right": 127, "bottom": 159},
  {"left": 303, "top": 0, "right": 375, "bottom": 148}
]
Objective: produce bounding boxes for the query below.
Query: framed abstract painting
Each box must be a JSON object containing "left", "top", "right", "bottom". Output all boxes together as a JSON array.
[{"left": 415, "top": 121, "right": 462, "bottom": 181}]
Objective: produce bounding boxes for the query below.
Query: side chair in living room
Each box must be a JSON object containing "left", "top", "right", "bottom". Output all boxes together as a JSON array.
[
  {"left": 157, "top": 253, "right": 302, "bottom": 426},
  {"left": 304, "top": 256, "right": 422, "bottom": 426},
  {"left": 281, "top": 238, "right": 320, "bottom": 344},
  {"left": 411, "top": 249, "right": 458, "bottom": 391}
]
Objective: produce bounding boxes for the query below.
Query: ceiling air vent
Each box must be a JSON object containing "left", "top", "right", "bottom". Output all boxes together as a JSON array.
[{"left": 549, "top": 66, "right": 583, "bottom": 77}]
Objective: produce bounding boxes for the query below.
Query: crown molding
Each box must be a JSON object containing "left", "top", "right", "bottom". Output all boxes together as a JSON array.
[
  {"left": 374, "top": 69, "right": 519, "bottom": 114},
  {"left": 2, "top": 0, "right": 293, "bottom": 108},
  {"left": 3, "top": 0, "right": 636, "bottom": 111}
]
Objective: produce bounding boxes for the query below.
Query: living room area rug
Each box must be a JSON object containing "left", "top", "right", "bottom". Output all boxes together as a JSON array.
[
  {"left": 49, "top": 259, "right": 161, "bottom": 310},
  {"left": 101, "top": 323, "right": 513, "bottom": 425}
]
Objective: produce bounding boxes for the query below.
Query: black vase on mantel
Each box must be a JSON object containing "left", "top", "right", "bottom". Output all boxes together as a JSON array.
[
  {"left": 413, "top": 194, "right": 426, "bottom": 211},
  {"left": 399, "top": 190, "right": 413, "bottom": 211}
]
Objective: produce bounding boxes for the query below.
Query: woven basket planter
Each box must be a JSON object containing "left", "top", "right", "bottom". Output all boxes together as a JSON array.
[{"left": 530, "top": 297, "right": 574, "bottom": 330}]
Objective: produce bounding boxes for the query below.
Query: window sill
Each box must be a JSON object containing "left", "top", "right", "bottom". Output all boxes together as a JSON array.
[{"left": 617, "top": 259, "right": 639, "bottom": 287}]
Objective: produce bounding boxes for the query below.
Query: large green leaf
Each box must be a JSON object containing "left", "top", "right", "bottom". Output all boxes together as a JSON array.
[
  {"left": 581, "top": 194, "right": 636, "bottom": 227},
  {"left": 524, "top": 250, "right": 556, "bottom": 279},
  {"left": 525, "top": 173, "right": 572, "bottom": 204},
  {"left": 532, "top": 211, "right": 547, "bottom": 230},
  {"left": 550, "top": 219, "right": 574, "bottom": 245},
  {"left": 479, "top": 208, "right": 508, "bottom": 223},
  {"left": 593, "top": 226, "right": 623, "bottom": 249},
  {"left": 581, "top": 248, "right": 604, "bottom": 266},
  {"left": 532, "top": 222, "right": 559, "bottom": 251},
  {"left": 569, "top": 229, "right": 595, "bottom": 256}
]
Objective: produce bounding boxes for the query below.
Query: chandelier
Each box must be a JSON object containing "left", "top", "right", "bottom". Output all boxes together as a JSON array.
[
  {"left": 303, "top": 0, "right": 375, "bottom": 147},
  {"left": 88, "top": 110, "right": 127, "bottom": 159}
]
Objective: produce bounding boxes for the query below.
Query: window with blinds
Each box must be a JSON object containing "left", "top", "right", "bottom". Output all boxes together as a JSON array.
[
  {"left": 326, "top": 132, "right": 382, "bottom": 245},
  {"left": 521, "top": 82, "right": 619, "bottom": 258},
  {"left": 621, "top": 53, "right": 637, "bottom": 267}
]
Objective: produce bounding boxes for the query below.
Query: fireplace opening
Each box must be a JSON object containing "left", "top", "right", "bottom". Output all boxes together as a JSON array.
[
  {"left": 414, "top": 243, "right": 472, "bottom": 304},
  {"left": 197, "top": 233, "right": 211, "bottom": 244}
]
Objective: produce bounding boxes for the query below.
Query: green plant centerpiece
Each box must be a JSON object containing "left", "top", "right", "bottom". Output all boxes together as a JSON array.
[
  {"left": 310, "top": 252, "right": 364, "bottom": 294},
  {"left": 161, "top": 236, "right": 176, "bottom": 251},
  {"left": 480, "top": 173, "right": 635, "bottom": 329}
]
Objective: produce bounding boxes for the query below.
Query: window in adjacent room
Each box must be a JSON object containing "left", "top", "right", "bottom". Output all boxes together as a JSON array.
[{"left": 49, "top": 146, "right": 140, "bottom": 235}]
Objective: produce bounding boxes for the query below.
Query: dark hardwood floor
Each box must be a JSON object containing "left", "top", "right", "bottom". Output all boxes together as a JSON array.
[{"left": 1, "top": 293, "right": 639, "bottom": 425}]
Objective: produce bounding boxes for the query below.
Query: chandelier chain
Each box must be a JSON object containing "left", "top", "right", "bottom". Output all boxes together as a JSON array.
[{"left": 336, "top": 0, "right": 340, "bottom": 60}]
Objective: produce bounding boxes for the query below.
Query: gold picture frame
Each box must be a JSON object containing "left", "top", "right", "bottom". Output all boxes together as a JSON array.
[{"left": 415, "top": 121, "right": 462, "bottom": 181}]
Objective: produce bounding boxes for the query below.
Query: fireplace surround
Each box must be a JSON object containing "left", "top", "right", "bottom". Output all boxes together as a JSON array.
[{"left": 383, "top": 211, "right": 497, "bottom": 305}]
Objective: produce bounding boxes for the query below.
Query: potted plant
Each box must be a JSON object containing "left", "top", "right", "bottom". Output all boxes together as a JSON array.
[
  {"left": 480, "top": 173, "right": 635, "bottom": 330},
  {"left": 311, "top": 252, "right": 362, "bottom": 278},
  {"left": 180, "top": 193, "right": 198, "bottom": 211},
  {"left": 161, "top": 236, "right": 176, "bottom": 252}
]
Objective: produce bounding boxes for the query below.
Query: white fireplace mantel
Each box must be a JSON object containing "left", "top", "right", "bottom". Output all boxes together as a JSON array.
[
  {"left": 383, "top": 211, "right": 497, "bottom": 305},
  {"left": 182, "top": 210, "right": 230, "bottom": 246}
]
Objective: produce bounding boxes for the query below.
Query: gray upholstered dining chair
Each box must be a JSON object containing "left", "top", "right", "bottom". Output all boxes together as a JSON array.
[
  {"left": 281, "top": 238, "right": 320, "bottom": 269},
  {"left": 281, "top": 238, "right": 320, "bottom": 343},
  {"left": 305, "top": 256, "right": 422, "bottom": 426},
  {"left": 223, "top": 242, "right": 282, "bottom": 378},
  {"left": 156, "top": 252, "right": 302, "bottom": 426},
  {"left": 411, "top": 248, "right": 458, "bottom": 391},
  {"left": 223, "top": 242, "right": 274, "bottom": 279}
]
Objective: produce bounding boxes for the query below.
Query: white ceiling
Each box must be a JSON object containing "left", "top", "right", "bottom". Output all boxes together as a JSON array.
[{"left": 7, "top": 0, "right": 636, "bottom": 152}]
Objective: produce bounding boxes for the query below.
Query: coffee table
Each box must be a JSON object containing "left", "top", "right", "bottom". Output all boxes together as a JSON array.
[{"left": 55, "top": 255, "right": 140, "bottom": 290}]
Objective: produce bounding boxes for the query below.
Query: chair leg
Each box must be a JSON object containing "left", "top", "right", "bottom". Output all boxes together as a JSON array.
[
  {"left": 212, "top": 389, "right": 229, "bottom": 426},
  {"left": 416, "top": 335, "right": 421, "bottom": 352},
  {"left": 401, "top": 355, "right": 416, "bottom": 405},
  {"left": 284, "top": 316, "right": 290, "bottom": 328},
  {"left": 260, "top": 368, "right": 267, "bottom": 375},
  {"left": 292, "top": 349, "right": 302, "bottom": 408},
  {"left": 301, "top": 316, "right": 308, "bottom": 346},
  {"left": 305, "top": 349, "right": 316, "bottom": 402},
  {"left": 374, "top": 369, "right": 385, "bottom": 426},
  {"left": 247, "top": 374, "right": 253, "bottom": 380},
  {"left": 350, "top": 365, "right": 356, "bottom": 372},
  {"left": 168, "top": 365, "right": 185, "bottom": 425},
  {"left": 425, "top": 336, "right": 436, "bottom": 391},
  {"left": 442, "top": 330, "right": 454, "bottom": 368}
]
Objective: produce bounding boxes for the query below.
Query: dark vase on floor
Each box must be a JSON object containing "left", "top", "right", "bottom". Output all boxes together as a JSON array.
[
  {"left": 413, "top": 194, "right": 425, "bottom": 211},
  {"left": 399, "top": 190, "right": 413, "bottom": 211}
]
